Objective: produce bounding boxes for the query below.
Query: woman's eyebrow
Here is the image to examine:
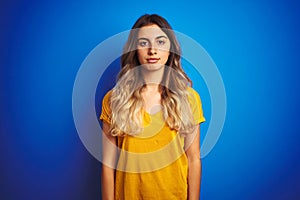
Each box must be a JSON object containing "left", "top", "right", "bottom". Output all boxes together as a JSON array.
[
  {"left": 138, "top": 35, "right": 168, "bottom": 41},
  {"left": 138, "top": 37, "right": 150, "bottom": 41},
  {"left": 156, "top": 35, "right": 168, "bottom": 40}
]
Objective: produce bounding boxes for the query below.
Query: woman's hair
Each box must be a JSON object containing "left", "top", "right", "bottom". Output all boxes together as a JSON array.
[{"left": 110, "top": 14, "right": 195, "bottom": 136}]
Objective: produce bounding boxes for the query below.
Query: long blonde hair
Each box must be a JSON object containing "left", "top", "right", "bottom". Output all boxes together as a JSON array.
[{"left": 110, "top": 14, "right": 195, "bottom": 136}]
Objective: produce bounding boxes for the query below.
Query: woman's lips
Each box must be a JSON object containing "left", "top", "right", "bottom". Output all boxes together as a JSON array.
[{"left": 146, "top": 58, "right": 160, "bottom": 63}]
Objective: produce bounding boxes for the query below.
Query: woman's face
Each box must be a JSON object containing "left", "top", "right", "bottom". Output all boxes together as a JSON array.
[{"left": 137, "top": 24, "right": 171, "bottom": 71}]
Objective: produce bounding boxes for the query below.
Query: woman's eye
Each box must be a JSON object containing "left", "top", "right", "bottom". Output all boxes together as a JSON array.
[
  {"left": 157, "top": 40, "right": 166, "bottom": 45},
  {"left": 138, "top": 41, "right": 148, "bottom": 47}
]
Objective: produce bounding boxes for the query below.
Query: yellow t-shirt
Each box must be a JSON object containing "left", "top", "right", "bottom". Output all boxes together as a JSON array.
[{"left": 100, "top": 87, "right": 205, "bottom": 200}]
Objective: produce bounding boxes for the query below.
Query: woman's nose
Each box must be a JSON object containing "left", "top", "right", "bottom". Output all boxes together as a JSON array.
[{"left": 148, "top": 46, "right": 157, "bottom": 55}]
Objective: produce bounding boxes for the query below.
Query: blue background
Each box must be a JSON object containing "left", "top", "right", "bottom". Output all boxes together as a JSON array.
[{"left": 1, "top": 0, "right": 300, "bottom": 199}]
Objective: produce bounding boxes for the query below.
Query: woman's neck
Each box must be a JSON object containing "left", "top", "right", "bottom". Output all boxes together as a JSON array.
[
  {"left": 141, "top": 65, "right": 165, "bottom": 87},
  {"left": 143, "top": 83, "right": 160, "bottom": 93},
  {"left": 141, "top": 82, "right": 162, "bottom": 114}
]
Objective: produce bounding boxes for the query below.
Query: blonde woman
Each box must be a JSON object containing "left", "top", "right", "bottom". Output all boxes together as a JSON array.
[{"left": 100, "top": 14, "right": 205, "bottom": 200}]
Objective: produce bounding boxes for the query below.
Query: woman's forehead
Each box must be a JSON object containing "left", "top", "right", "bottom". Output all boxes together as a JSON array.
[{"left": 137, "top": 24, "right": 168, "bottom": 39}]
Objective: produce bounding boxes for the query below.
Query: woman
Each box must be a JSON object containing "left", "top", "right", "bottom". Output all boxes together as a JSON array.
[{"left": 100, "top": 14, "right": 205, "bottom": 200}]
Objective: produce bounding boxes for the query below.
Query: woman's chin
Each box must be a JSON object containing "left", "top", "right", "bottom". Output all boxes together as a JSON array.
[{"left": 142, "top": 63, "right": 165, "bottom": 71}]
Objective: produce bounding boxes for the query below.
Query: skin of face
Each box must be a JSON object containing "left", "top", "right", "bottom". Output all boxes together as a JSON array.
[{"left": 137, "top": 24, "right": 171, "bottom": 71}]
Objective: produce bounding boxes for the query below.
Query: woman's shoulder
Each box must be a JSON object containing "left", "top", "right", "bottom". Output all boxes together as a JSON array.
[
  {"left": 186, "top": 86, "right": 197, "bottom": 93},
  {"left": 100, "top": 90, "right": 113, "bottom": 123},
  {"left": 186, "top": 86, "right": 205, "bottom": 123},
  {"left": 186, "top": 86, "right": 200, "bottom": 98},
  {"left": 186, "top": 86, "right": 203, "bottom": 107},
  {"left": 103, "top": 89, "right": 113, "bottom": 98},
  {"left": 101, "top": 89, "right": 113, "bottom": 106}
]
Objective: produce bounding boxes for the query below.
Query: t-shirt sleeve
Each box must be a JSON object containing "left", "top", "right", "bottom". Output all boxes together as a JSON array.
[
  {"left": 187, "top": 87, "right": 205, "bottom": 124},
  {"left": 99, "top": 90, "right": 112, "bottom": 124}
]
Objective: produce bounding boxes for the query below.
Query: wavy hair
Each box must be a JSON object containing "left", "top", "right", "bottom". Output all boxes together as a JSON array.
[{"left": 110, "top": 14, "right": 195, "bottom": 136}]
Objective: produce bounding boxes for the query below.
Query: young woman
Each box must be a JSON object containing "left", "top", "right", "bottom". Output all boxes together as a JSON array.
[{"left": 100, "top": 14, "right": 205, "bottom": 200}]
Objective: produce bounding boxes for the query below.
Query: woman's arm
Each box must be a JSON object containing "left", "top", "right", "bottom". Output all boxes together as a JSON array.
[
  {"left": 101, "top": 122, "right": 117, "bottom": 200},
  {"left": 185, "top": 124, "right": 201, "bottom": 200}
]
